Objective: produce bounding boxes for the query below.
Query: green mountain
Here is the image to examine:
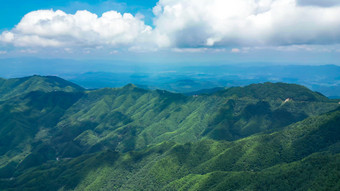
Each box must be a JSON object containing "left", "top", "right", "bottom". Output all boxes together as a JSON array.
[
  {"left": 216, "top": 82, "right": 329, "bottom": 102},
  {"left": 0, "top": 75, "right": 83, "bottom": 101},
  {"left": 2, "top": 107, "right": 339, "bottom": 191},
  {"left": 0, "top": 76, "right": 339, "bottom": 190}
]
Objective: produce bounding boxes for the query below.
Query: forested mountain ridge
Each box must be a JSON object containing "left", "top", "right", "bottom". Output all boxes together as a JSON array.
[
  {"left": 0, "top": 75, "right": 83, "bottom": 101},
  {"left": 0, "top": 75, "right": 339, "bottom": 191}
]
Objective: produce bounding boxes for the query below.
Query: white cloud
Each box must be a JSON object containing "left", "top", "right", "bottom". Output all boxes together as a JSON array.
[
  {"left": 172, "top": 48, "right": 208, "bottom": 53},
  {"left": 128, "top": 45, "right": 158, "bottom": 52},
  {"left": 0, "top": 31, "right": 14, "bottom": 43},
  {"left": 64, "top": 48, "right": 73, "bottom": 53},
  {"left": 0, "top": 50, "right": 7, "bottom": 55},
  {"left": 153, "top": 0, "right": 340, "bottom": 48},
  {"left": 240, "top": 44, "right": 340, "bottom": 53},
  {"left": 109, "top": 50, "right": 119, "bottom": 54},
  {"left": 0, "top": 9, "right": 152, "bottom": 48},
  {"left": 231, "top": 48, "right": 241, "bottom": 53},
  {"left": 1, "top": 0, "right": 340, "bottom": 51},
  {"left": 20, "top": 49, "right": 38, "bottom": 54}
]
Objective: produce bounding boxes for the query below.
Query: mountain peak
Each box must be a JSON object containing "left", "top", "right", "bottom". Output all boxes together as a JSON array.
[
  {"left": 123, "top": 83, "right": 137, "bottom": 89},
  {"left": 0, "top": 75, "right": 84, "bottom": 101}
]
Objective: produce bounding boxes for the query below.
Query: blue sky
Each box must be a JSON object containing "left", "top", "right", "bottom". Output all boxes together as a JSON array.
[
  {"left": 0, "top": 0, "right": 340, "bottom": 66},
  {"left": 0, "top": 0, "right": 158, "bottom": 29}
]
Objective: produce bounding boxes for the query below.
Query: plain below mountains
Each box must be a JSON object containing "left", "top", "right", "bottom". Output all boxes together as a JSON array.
[{"left": 0, "top": 75, "right": 339, "bottom": 191}]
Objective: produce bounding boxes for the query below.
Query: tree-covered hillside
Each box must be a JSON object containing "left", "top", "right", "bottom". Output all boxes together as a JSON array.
[
  {"left": 0, "top": 75, "right": 83, "bottom": 101},
  {"left": 0, "top": 76, "right": 339, "bottom": 190}
]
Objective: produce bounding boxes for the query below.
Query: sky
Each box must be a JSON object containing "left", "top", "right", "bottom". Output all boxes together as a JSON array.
[{"left": 0, "top": 0, "right": 340, "bottom": 65}]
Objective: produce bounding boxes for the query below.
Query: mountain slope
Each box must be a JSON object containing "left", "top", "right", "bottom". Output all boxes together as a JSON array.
[
  {"left": 0, "top": 79, "right": 337, "bottom": 172},
  {"left": 52, "top": 82, "right": 337, "bottom": 155},
  {"left": 0, "top": 76, "right": 339, "bottom": 190},
  {"left": 0, "top": 91, "right": 84, "bottom": 177},
  {"left": 1, "top": 107, "right": 339, "bottom": 191},
  {"left": 0, "top": 75, "right": 84, "bottom": 101},
  {"left": 216, "top": 82, "right": 329, "bottom": 102}
]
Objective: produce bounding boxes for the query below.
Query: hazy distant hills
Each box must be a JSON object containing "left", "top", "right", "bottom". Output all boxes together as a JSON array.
[
  {"left": 63, "top": 64, "right": 340, "bottom": 98},
  {"left": 1, "top": 58, "right": 340, "bottom": 98},
  {"left": 0, "top": 76, "right": 339, "bottom": 190}
]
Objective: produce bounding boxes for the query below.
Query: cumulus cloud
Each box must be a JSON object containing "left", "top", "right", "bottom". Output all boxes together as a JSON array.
[
  {"left": 153, "top": 0, "right": 340, "bottom": 48},
  {"left": 1, "top": 0, "right": 340, "bottom": 51},
  {"left": 0, "top": 9, "right": 152, "bottom": 48}
]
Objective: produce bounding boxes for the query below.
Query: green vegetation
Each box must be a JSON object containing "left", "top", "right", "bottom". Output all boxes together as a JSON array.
[
  {"left": 216, "top": 82, "right": 329, "bottom": 102},
  {"left": 0, "top": 75, "right": 83, "bottom": 101},
  {"left": 0, "top": 76, "right": 339, "bottom": 190}
]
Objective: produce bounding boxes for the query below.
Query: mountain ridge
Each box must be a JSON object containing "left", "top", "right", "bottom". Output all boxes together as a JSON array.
[
  {"left": 0, "top": 75, "right": 84, "bottom": 101},
  {"left": 2, "top": 107, "right": 339, "bottom": 190},
  {"left": 215, "top": 82, "right": 329, "bottom": 102},
  {"left": 0, "top": 75, "right": 339, "bottom": 190}
]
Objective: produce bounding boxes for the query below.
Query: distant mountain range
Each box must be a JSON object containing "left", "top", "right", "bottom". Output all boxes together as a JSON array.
[
  {"left": 0, "top": 75, "right": 339, "bottom": 190},
  {"left": 62, "top": 64, "right": 340, "bottom": 98},
  {"left": 1, "top": 58, "right": 339, "bottom": 98}
]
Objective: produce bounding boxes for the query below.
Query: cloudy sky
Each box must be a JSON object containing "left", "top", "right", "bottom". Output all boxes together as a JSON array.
[{"left": 0, "top": 0, "right": 340, "bottom": 65}]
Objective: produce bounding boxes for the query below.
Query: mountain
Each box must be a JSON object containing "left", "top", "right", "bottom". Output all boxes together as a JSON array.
[
  {"left": 0, "top": 75, "right": 84, "bottom": 101},
  {"left": 2, "top": 107, "right": 339, "bottom": 191},
  {"left": 55, "top": 64, "right": 340, "bottom": 98},
  {"left": 0, "top": 76, "right": 339, "bottom": 190},
  {"left": 1, "top": 59, "right": 340, "bottom": 97},
  {"left": 0, "top": 90, "right": 84, "bottom": 177},
  {"left": 184, "top": 87, "right": 225, "bottom": 96},
  {"left": 216, "top": 82, "right": 329, "bottom": 102}
]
